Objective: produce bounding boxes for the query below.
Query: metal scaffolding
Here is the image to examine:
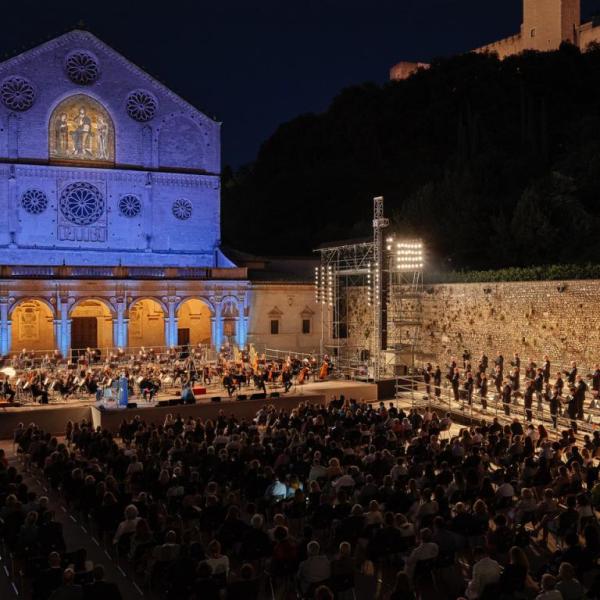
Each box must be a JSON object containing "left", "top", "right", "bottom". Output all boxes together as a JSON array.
[{"left": 315, "top": 196, "right": 423, "bottom": 382}]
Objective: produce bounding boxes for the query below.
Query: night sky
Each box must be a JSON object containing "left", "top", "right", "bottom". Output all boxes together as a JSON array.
[{"left": 3, "top": 0, "right": 600, "bottom": 167}]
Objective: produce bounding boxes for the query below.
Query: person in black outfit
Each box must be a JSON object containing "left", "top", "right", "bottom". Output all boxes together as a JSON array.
[
  {"left": 523, "top": 380, "right": 534, "bottom": 422},
  {"left": 543, "top": 355, "right": 551, "bottom": 384},
  {"left": 433, "top": 366, "right": 442, "bottom": 398},
  {"left": 567, "top": 387, "right": 578, "bottom": 432},
  {"left": 423, "top": 363, "right": 432, "bottom": 397},
  {"left": 282, "top": 368, "right": 292, "bottom": 393},
  {"left": 575, "top": 375, "right": 587, "bottom": 421},
  {"left": 450, "top": 367, "right": 460, "bottom": 403},
  {"left": 565, "top": 361, "right": 578, "bottom": 386},
  {"left": 502, "top": 380, "right": 512, "bottom": 416},
  {"left": 479, "top": 353, "right": 488, "bottom": 374},
  {"left": 223, "top": 373, "right": 236, "bottom": 397},
  {"left": 493, "top": 365, "right": 502, "bottom": 394},
  {"left": 534, "top": 368, "right": 544, "bottom": 410},
  {"left": 463, "top": 372, "right": 474, "bottom": 408},
  {"left": 495, "top": 352, "right": 504, "bottom": 377},
  {"left": 2, "top": 376, "right": 15, "bottom": 402},
  {"left": 511, "top": 352, "right": 521, "bottom": 369},
  {"left": 479, "top": 373, "right": 488, "bottom": 411},
  {"left": 549, "top": 386, "right": 561, "bottom": 430}
]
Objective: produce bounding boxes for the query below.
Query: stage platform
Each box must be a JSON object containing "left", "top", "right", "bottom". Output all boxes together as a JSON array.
[{"left": 0, "top": 379, "right": 377, "bottom": 438}]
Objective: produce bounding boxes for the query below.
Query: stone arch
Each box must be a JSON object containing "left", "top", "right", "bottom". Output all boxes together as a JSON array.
[
  {"left": 221, "top": 296, "right": 240, "bottom": 345},
  {"left": 49, "top": 93, "right": 115, "bottom": 164},
  {"left": 176, "top": 297, "right": 212, "bottom": 347},
  {"left": 10, "top": 298, "right": 56, "bottom": 354},
  {"left": 128, "top": 297, "right": 165, "bottom": 350},
  {"left": 158, "top": 115, "right": 205, "bottom": 171},
  {"left": 69, "top": 298, "right": 114, "bottom": 354}
]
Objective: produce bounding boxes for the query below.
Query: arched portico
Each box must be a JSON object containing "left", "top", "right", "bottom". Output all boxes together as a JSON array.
[
  {"left": 176, "top": 298, "right": 213, "bottom": 347},
  {"left": 9, "top": 298, "right": 56, "bottom": 354},
  {"left": 128, "top": 298, "right": 166, "bottom": 351},
  {"left": 69, "top": 298, "right": 114, "bottom": 357}
]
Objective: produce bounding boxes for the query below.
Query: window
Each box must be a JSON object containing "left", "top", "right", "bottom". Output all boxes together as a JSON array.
[
  {"left": 270, "top": 319, "right": 279, "bottom": 335},
  {"left": 530, "top": 28, "right": 536, "bottom": 37},
  {"left": 302, "top": 319, "right": 311, "bottom": 334}
]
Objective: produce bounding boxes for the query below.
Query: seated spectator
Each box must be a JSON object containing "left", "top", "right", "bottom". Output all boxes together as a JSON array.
[
  {"left": 404, "top": 527, "right": 438, "bottom": 581},
  {"left": 49, "top": 568, "right": 83, "bottom": 600},
  {"left": 465, "top": 546, "right": 502, "bottom": 600},
  {"left": 535, "top": 574, "right": 562, "bottom": 600},
  {"left": 556, "top": 562, "right": 585, "bottom": 600},
  {"left": 226, "top": 563, "right": 259, "bottom": 600},
  {"left": 498, "top": 546, "right": 538, "bottom": 597},
  {"left": 297, "top": 540, "right": 331, "bottom": 595},
  {"left": 112, "top": 504, "right": 140, "bottom": 545},
  {"left": 84, "top": 564, "right": 122, "bottom": 600}
]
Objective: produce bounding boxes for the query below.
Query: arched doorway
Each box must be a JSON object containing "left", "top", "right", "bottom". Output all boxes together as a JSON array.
[
  {"left": 70, "top": 299, "right": 113, "bottom": 356},
  {"left": 221, "top": 297, "right": 240, "bottom": 346},
  {"left": 128, "top": 298, "right": 165, "bottom": 350},
  {"left": 10, "top": 299, "right": 55, "bottom": 354},
  {"left": 176, "top": 298, "right": 212, "bottom": 347}
]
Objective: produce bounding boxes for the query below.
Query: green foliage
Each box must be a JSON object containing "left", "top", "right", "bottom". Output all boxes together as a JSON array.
[
  {"left": 429, "top": 263, "right": 600, "bottom": 283},
  {"left": 223, "top": 45, "right": 600, "bottom": 267}
]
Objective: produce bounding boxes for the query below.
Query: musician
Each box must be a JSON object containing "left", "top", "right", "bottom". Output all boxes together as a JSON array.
[
  {"left": 511, "top": 352, "right": 521, "bottom": 369},
  {"left": 555, "top": 371, "right": 564, "bottom": 395},
  {"left": 423, "top": 363, "right": 432, "bottom": 397},
  {"left": 181, "top": 383, "right": 196, "bottom": 405},
  {"left": 139, "top": 376, "right": 158, "bottom": 402},
  {"left": 542, "top": 355, "right": 551, "bottom": 384},
  {"left": 450, "top": 367, "right": 460, "bottom": 402},
  {"left": 2, "top": 376, "right": 15, "bottom": 402},
  {"left": 574, "top": 374, "right": 587, "bottom": 420},
  {"left": 566, "top": 387, "right": 578, "bottom": 432},
  {"left": 592, "top": 364, "right": 600, "bottom": 395},
  {"left": 203, "top": 365, "right": 212, "bottom": 385},
  {"left": 478, "top": 353, "right": 488, "bottom": 374},
  {"left": 502, "top": 380, "right": 512, "bottom": 416},
  {"left": 282, "top": 368, "right": 292, "bottom": 393},
  {"left": 462, "top": 371, "right": 474, "bottom": 408},
  {"left": 494, "top": 351, "right": 504, "bottom": 377},
  {"left": 462, "top": 349, "right": 471, "bottom": 370},
  {"left": 525, "top": 358, "right": 537, "bottom": 381},
  {"left": 565, "top": 361, "right": 578, "bottom": 386},
  {"left": 31, "top": 378, "right": 49, "bottom": 405},
  {"left": 549, "top": 386, "right": 561, "bottom": 430},
  {"left": 223, "top": 372, "right": 236, "bottom": 397},
  {"left": 433, "top": 365, "right": 441, "bottom": 398},
  {"left": 534, "top": 368, "right": 544, "bottom": 409},
  {"left": 479, "top": 373, "right": 488, "bottom": 411},
  {"left": 523, "top": 380, "right": 534, "bottom": 422}
]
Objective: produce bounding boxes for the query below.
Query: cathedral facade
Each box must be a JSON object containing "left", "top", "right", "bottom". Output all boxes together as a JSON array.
[{"left": 0, "top": 30, "right": 320, "bottom": 357}]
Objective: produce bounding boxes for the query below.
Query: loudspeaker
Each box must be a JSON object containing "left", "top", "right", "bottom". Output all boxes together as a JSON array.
[
  {"left": 250, "top": 392, "right": 267, "bottom": 401},
  {"left": 236, "top": 394, "right": 247, "bottom": 401},
  {"left": 169, "top": 399, "right": 180, "bottom": 406},
  {"left": 127, "top": 402, "right": 138, "bottom": 409},
  {"left": 157, "top": 400, "right": 170, "bottom": 407},
  {"left": 270, "top": 392, "right": 280, "bottom": 398},
  {"left": 183, "top": 396, "right": 196, "bottom": 405},
  {"left": 211, "top": 396, "right": 221, "bottom": 403}
]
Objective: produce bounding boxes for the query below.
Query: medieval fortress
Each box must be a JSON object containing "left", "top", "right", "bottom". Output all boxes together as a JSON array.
[{"left": 391, "top": 0, "right": 600, "bottom": 80}]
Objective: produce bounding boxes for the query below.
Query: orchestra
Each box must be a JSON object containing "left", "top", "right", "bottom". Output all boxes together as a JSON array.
[{"left": 0, "top": 344, "right": 328, "bottom": 406}]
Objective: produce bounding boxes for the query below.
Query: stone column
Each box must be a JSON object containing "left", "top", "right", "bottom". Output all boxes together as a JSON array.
[
  {"left": 166, "top": 298, "right": 177, "bottom": 347},
  {"left": 58, "top": 296, "right": 71, "bottom": 358},
  {"left": 0, "top": 298, "right": 10, "bottom": 355},
  {"left": 213, "top": 300, "right": 223, "bottom": 350},
  {"left": 122, "top": 318, "right": 129, "bottom": 349}
]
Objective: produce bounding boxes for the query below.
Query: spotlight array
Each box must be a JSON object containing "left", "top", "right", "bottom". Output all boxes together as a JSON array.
[{"left": 314, "top": 265, "right": 334, "bottom": 306}]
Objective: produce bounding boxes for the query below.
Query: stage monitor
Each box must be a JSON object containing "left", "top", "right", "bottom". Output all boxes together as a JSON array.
[
  {"left": 237, "top": 394, "right": 247, "bottom": 401},
  {"left": 270, "top": 392, "right": 280, "bottom": 398},
  {"left": 157, "top": 400, "right": 170, "bottom": 407},
  {"left": 127, "top": 402, "right": 138, "bottom": 409},
  {"left": 211, "top": 396, "right": 221, "bottom": 403},
  {"left": 250, "top": 393, "right": 267, "bottom": 401}
]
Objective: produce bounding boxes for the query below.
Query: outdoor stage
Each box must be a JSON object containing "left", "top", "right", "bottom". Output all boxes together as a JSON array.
[{"left": 0, "top": 379, "right": 378, "bottom": 438}]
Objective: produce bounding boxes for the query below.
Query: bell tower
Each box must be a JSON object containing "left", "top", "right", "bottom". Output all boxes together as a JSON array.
[{"left": 522, "top": 0, "right": 580, "bottom": 51}]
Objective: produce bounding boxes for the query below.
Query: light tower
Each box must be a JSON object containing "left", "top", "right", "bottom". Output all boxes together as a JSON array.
[{"left": 372, "top": 196, "right": 389, "bottom": 379}]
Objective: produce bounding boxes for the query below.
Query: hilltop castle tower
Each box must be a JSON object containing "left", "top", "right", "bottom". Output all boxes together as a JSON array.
[{"left": 390, "top": 0, "right": 600, "bottom": 80}]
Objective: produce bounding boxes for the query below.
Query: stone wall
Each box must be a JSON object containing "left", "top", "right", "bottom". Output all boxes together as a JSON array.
[
  {"left": 342, "top": 279, "right": 600, "bottom": 371},
  {"left": 417, "top": 280, "right": 600, "bottom": 369}
]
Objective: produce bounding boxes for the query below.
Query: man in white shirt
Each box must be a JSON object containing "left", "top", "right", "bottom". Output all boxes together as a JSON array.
[
  {"left": 404, "top": 528, "right": 439, "bottom": 581},
  {"left": 465, "top": 547, "right": 503, "bottom": 599}
]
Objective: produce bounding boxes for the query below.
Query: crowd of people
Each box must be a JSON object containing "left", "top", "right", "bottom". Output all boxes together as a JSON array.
[
  {"left": 421, "top": 352, "right": 600, "bottom": 433},
  {"left": 1, "top": 393, "right": 600, "bottom": 599}
]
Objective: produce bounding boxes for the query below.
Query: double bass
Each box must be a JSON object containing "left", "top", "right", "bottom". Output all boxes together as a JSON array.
[{"left": 319, "top": 361, "right": 329, "bottom": 380}]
